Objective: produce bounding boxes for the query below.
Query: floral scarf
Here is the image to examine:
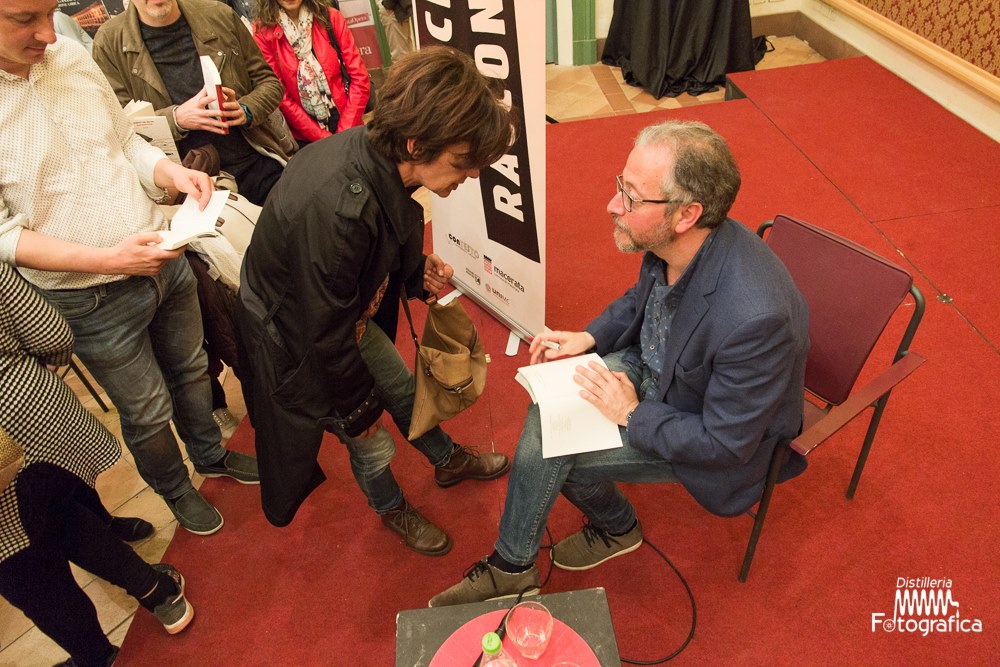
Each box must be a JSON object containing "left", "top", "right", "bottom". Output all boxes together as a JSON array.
[{"left": 278, "top": 7, "right": 335, "bottom": 128}]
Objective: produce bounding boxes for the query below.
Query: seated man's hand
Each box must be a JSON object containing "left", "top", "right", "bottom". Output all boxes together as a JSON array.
[
  {"left": 574, "top": 360, "right": 640, "bottom": 427},
  {"left": 528, "top": 330, "right": 595, "bottom": 365},
  {"left": 423, "top": 253, "right": 454, "bottom": 297},
  {"left": 173, "top": 87, "right": 230, "bottom": 134}
]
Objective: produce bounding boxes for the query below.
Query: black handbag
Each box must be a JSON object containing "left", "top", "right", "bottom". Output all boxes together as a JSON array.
[{"left": 325, "top": 19, "right": 376, "bottom": 115}]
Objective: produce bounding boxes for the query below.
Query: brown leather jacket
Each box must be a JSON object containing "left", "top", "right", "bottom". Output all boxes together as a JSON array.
[{"left": 92, "top": 0, "right": 290, "bottom": 164}]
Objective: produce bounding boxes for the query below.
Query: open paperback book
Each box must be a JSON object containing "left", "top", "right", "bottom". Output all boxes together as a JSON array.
[
  {"left": 515, "top": 353, "right": 623, "bottom": 458},
  {"left": 157, "top": 190, "right": 231, "bottom": 250},
  {"left": 200, "top": 55, "right": 228, "bottom": 134},
  {"left": 123, "top": 99, "right": 181, "bottom": 164}
]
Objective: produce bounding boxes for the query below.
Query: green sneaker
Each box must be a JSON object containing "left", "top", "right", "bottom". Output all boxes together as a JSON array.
[{"left": 551, "top": 520, "right": 643, "bottom": 571}]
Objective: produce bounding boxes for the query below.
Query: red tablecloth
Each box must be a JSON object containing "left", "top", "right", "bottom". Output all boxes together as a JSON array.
[{"left": 429, "top": 609, "right": 600, "bottom": 666}]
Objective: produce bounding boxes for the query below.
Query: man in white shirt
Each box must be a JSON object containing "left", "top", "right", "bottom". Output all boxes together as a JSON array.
[{"left": 0, "top": 0, "right": 260, "bottom": 536}]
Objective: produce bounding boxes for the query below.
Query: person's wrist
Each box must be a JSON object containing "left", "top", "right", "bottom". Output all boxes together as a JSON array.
[
  {"left": 171, "top": 105, "right": 186, "bottom": 131},
  {"left": 239, "top": 103, "right": 252, "bottom": 126}
]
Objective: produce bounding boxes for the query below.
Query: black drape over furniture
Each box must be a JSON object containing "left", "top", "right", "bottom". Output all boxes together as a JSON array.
[{"left": 602, "top": 0, "right": 755, "bottom": 98}]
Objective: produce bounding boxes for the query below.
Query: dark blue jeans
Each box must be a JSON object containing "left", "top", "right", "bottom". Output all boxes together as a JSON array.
[
  {"left": 495, "top": 348, "right": 679, "bottom": 566},
  {"left": 40, "top": 257, "right": 224, "bottom": 499},
  {"left": 325, "top": 320, "right": 455, "bottom": 513}
]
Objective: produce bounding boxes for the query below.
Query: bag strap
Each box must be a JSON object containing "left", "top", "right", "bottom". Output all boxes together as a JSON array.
[
  {"left": 324, "top": 18, "right": 352, "bottom": 97},
  {"left": 400, "top": 287, "right": 420, "bottom": 349}
]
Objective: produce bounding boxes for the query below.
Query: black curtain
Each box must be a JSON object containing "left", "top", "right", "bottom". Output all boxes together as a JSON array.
[{"left": 602, "top": 0, "right": 755, "bottom": 98}]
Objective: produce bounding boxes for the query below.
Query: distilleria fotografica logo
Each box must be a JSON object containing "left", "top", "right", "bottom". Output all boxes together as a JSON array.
[{"left": 871, "top": 577, "right": 983, "bottom": 636}]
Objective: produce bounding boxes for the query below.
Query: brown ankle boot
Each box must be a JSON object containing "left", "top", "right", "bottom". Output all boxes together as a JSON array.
[
  {"left": 380, "top": 502, "right": 452, "bottom": 556},
  {"left": 435, "top": 445, "right": 511, "bottom": 488}
]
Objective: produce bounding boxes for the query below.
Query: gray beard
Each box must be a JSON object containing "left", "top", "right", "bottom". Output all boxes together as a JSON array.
[{"left": 612, "top": 215, "right": 676, "bottom": 253}]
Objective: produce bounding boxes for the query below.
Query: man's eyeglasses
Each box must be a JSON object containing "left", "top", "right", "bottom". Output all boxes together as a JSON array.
[{"left": 616, "top": 174, "right": 682, "bottom": 213}]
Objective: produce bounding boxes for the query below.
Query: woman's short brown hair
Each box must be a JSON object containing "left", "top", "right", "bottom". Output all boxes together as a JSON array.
[
  {"left": 253, "top": 0, "right": 332, "bottom": 28},
  {"left": 368, "top": 46, "right": 517, "bottom": 168}
]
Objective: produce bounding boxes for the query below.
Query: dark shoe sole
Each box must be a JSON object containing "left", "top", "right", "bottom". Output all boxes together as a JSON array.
[
  {"left": 551, "top": 538, "right": 643, "bottom": 571},
  {"left": 435, "top": 458, "right": 512, "bottom": 488}
]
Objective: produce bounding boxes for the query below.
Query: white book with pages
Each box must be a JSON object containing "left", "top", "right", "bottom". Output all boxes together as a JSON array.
[{"left": 515, "top": 353, "right": 623, "bottom": 458}]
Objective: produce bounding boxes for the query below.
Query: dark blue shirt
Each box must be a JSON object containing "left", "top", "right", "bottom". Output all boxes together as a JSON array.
[{"left": 638, "top": 232, "right": 715, "bottom": 398}]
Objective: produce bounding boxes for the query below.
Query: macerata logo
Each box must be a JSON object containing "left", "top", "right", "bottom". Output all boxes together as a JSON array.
[
  {"left": 871, "top": 578, "right": 983, "bottom": 636},
  {"left": 483, "top": 255, "right": 493, "bottom": 275},
  {"left": 447, "top": 233, "right": 480, "bottom": 260},
  {"left": 491, "top": 263, "right": 525, "bottom": 293},
  {"left": 464, "top": 267, "right": 481, "bottom": 286}
]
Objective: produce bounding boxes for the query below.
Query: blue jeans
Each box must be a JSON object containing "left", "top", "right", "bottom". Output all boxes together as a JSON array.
[
  {"left": 325, "top": 320, "right": 455, "bottom": 513},
  {"left": 495, "top": 348, "right": 679, "bottom": 566},
  {"left": 40, "top": 257, "right": 224, "bottom": 499}
]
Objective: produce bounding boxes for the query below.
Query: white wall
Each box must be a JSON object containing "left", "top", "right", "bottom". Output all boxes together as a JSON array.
[
  {"left": 750, "top": 0, "right": 802, "bottom": 16},
  {"left": 596, "top": 0, "right": 613, "bottom": 39}
]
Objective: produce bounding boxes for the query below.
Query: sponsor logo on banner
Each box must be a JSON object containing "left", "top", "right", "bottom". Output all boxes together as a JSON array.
[
  {"left": 492, "top": 262, "right": 525, "bottom": 293},
  {"left": 485, "top": 283, "right": 510, "bottom": 306},
  {"left": 415, "top": 0, "right": 541, "bottom": 263},
  {"left": 464, "top": 267, "right": 481, "bottom": 286},
  {"left": 871, "top": 577, "right": 983, "bottom": 636},
  {"left": 448, "top": 233, "right": 480, "bottom": 259},
  {"left": 335, "top": 0, "right": 385, "bottom": 69},
  {"left": 484, "top": 256, "right": 493, "bottom": 275}
]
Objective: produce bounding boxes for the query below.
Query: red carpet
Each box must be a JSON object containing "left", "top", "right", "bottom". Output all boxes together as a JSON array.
[
  {"left": 120, "top": 67, "right": 999, "bottom": 664},
  {"left": 726, "top": 57, "right": 1000, "bottom": 222},
  {"left": 875, "top": 205, "right": 1000, "bottom": 345}
]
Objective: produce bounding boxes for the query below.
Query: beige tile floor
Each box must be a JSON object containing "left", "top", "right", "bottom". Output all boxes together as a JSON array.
[
  {"left": 0, "top": 35, "right": 823, "bottom": 667},
  {"left": 545, "top": 36, "right": 825, "bottom": 122}
]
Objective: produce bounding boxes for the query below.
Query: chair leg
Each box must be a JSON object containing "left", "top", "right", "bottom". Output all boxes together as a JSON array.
[
  {"left": 847, "top": 395, "right": 891, "bottom": 499},
  {"left": 66, "top": 358, "right": 110, "bottom": 413},
  {"left": 740, "top": 444, "right": 789, "bottom": 582}
]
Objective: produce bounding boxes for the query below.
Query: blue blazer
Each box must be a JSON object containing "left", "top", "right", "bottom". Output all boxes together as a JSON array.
[{"left": 585, "top": 219, "right": 809, "bottom": 516}]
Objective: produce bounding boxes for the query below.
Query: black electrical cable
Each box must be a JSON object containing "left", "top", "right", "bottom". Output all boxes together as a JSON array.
[
  {"left": 524, "top": 527, "right": 695, "bottom": 663},
  {"left": 619, "top": 537, "right": 696, "bottom": 664}
]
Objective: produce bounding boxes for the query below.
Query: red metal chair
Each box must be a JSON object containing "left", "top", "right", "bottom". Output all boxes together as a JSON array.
[{"left": 740, "top": 215, "right": 926, "bottom": 581}]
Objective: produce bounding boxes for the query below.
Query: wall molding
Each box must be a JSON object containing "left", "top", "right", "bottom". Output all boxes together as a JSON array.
[{"left": 819, "top": 0, "right": 1000, "bottom": 104}]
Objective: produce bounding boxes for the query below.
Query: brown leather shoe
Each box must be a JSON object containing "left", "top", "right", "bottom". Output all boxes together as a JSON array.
[
  {"left": 380, "top": 502, "right": 452, "bottom": 556},
  {"left": 435, "top": 445, "right": 511, "bottom": 488}
]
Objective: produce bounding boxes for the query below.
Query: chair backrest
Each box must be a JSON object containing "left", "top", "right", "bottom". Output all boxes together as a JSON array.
[{"left": 760, "top": 215, "right": 917, "bottom": 406}]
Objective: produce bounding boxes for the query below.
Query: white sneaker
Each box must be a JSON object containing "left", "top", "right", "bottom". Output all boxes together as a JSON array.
[{"left": 212, "top": 408, "right": 240, "bottom": 439}]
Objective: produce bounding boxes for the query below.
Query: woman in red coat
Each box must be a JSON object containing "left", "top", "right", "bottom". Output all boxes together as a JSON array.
[{"left": 254, "top": 0, "right": 370, "bottom": 145}]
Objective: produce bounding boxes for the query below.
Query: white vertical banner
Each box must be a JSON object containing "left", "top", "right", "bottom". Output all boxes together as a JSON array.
[{"left": 412, "top": 0, "right": 546, "bottom": 338}]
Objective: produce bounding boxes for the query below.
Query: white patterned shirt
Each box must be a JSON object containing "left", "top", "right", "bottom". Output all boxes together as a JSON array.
[{"left": 0, "top": 37, "right": 168, "bottom": 290}]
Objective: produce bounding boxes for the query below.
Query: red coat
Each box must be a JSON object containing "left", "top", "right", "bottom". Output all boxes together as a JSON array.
[{"left": 254, "top": 9, "right": 370, "bottom": 143}]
